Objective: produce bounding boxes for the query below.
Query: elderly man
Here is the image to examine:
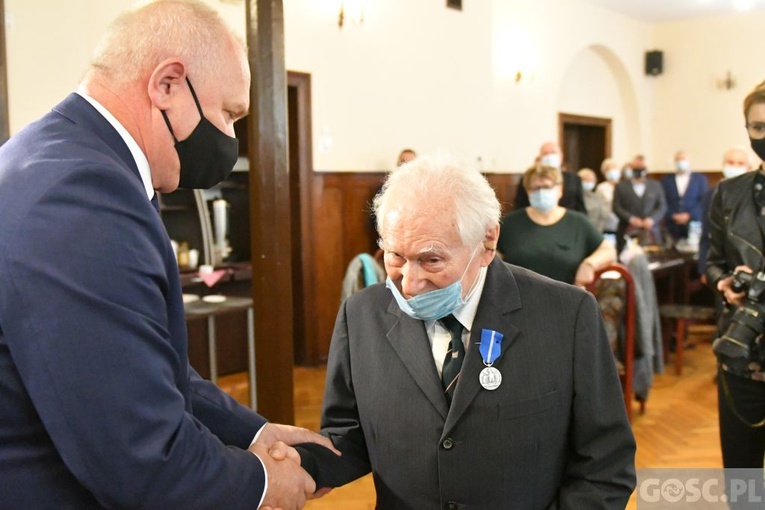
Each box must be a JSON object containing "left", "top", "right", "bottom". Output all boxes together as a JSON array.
[
  {"left": 0, "top": 1, "right": 332, "bottom": 508},
  {"left": 514, "top": 141, "right": 586, "bottom": 213},
  {"left": 698, "top": 146, "right": 754, "bottom": 277},
  {"left": 660, "top": 150, "right": 709, "bottom": 241},
  {"left": 297, "top": 156, "right": 636, "bottom": 509}
]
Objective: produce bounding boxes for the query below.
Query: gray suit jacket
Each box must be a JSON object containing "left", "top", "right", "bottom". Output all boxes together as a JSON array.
[
  {"left": 300, "top": 258, "right": 635, "bottom": 509},
  {"left": 612, "top": 179, "right": 667, "bottom": 248}
]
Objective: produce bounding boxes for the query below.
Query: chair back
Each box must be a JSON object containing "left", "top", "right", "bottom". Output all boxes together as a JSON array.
[{"left": 586, "top": 263, "right": 636, "bottom": 422}]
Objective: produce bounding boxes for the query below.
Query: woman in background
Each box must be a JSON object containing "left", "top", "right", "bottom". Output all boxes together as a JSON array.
[
  {"left": 706, "top": 79, "right": 765, "bottom": 472},
  {"left": 498, "top": 165, "right": 616, "bottom": 286}
]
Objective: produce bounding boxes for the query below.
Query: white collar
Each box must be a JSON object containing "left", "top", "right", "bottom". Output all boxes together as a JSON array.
[
  {"left": 427, "top": 265, "right": 489, "bottom": 333},
  {"left": 76, "top": 90, "right": 154, "bottom": 200},
  {"left": 454, "top": 265, "right": 488, "bottom": 330}
]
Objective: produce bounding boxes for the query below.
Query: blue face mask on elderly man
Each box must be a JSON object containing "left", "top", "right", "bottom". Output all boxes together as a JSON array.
[{"left": 386, "top": 245, "right": 482, "bottom": 321}]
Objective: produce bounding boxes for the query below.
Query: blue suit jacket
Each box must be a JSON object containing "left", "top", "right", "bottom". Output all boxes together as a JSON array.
[
  {"left": 0, "top": 94, "right": 267, "bottom": 508},
  {"left": 660, "top": 172, "right": 709, "bottom": 240}
]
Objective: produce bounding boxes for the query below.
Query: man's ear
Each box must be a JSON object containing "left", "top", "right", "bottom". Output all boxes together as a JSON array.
[
  {"left": 147, "top": 59, "right": 186, "bottom": 110},
  {"left": 481, "top": 224, "right": 500, "bottom": 265}
]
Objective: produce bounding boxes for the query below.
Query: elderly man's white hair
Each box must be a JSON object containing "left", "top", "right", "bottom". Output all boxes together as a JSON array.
[{"left": 374, "top": 155, "right": 501, "bottom": 247}]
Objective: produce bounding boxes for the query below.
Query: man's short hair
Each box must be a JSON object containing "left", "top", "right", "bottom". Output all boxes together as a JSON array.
[{"left": 90, "top": 0, "right": 242, "bottom": 88}]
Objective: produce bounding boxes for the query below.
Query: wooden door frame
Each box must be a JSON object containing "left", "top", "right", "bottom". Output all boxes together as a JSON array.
[
  {"left": 558, "top": 112, "right": 612, "bottom": 162},
  {"left": 287, "top": 71, "right": 318, "bottom": 365}
]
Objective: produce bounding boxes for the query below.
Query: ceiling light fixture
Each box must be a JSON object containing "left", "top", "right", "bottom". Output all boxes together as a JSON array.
[{"left": 338, "top": 0, "right": 366, "bottom": 29}]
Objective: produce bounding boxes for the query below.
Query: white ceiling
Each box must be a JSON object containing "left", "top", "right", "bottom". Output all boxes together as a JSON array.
[{"left": 586, "top": 0, "right": 765, "bottom": 22}]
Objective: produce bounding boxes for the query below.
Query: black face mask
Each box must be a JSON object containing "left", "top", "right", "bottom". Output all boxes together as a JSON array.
[
  {"left": 750, "top": 137, "right": 765, "bottom": 163},
  {"left": 632, "top": 167, "right": 647, "bottom": 179},
  {"left": 161, "top": 77, "right": 239, "bottom": 189}
]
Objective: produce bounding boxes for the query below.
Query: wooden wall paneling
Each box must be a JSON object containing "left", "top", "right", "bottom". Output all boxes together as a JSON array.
[
  {"left": 246, "top": 0, "right": 294, "bottom": 423},
  {"left": 312, "top": 179, "right": 346, "bottom": 361},
  {"left": 485, "top": 173, "right": 522, "bottom": 216},
  {"left": 303, "top": 171, "right": 522, "bottom": 364},
  {"left": 649, "top": 170, "right": 723, "bottom": 188}
]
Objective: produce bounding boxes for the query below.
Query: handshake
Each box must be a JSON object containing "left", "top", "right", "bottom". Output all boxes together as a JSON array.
[{"left": 249, "top": 423, "right": 339, "bottom": 510}]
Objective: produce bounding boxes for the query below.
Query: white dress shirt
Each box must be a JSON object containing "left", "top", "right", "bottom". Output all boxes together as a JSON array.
[
  {"left": 426, "top": 266, "right": 488, "bottom": 377},
  {"left": 674, "top": 171, "right": 690, "bottom": 197}
]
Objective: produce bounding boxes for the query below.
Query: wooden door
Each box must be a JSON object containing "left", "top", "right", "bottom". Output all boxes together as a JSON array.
[{"left": 559, "top": 113, "right": 611, "bottom": 177}]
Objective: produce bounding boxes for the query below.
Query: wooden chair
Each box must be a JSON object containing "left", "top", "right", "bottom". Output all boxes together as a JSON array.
[
  {"left": 587, "top": 263, "right": 637, "bottom": 422},
  {"left": 658, "top": 304, "right": 715, "bottom": 376}
]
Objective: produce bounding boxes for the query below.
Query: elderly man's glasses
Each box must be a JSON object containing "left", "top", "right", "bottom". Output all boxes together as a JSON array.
[{"left": 746, "top": 122, "right": 765, "bottom": 140}]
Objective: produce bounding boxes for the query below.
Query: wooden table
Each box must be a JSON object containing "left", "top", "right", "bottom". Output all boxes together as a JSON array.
[{"left": 184, "top": 296, "right": 257, "bottom": 409}]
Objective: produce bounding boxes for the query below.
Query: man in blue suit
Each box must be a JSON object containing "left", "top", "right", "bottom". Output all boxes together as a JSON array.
[
  {"left": 0, "top": 1, "right": 333, "bottom": 508},
  {"left": 661, "top": 150, "right": 709, "bottom": 241}
]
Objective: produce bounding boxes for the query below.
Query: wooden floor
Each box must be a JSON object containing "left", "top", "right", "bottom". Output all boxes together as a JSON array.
[{"left": 219, "top": 333, "right": 722, "bottom": 510}]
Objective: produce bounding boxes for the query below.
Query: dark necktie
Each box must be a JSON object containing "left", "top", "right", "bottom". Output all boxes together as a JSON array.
[
  {"left": 150, "top": 193, "right": 160, "bottom": 213},
  {"left": 440, "top": 314, "right": 465, "bottom": 405}
]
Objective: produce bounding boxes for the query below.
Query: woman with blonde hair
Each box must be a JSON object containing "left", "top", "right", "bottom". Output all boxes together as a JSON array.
[{"left": 498, "top": 165, "right": 616, "bottom": 286}]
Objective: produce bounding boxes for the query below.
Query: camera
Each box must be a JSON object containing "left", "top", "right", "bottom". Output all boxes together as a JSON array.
[{"left": 712, "top": 270, "right": 765, "bottom": 372}]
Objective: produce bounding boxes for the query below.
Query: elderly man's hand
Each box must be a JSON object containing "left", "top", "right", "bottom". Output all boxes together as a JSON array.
[{"left": 257, "top": 423, "right": 341, "bottom": 456}]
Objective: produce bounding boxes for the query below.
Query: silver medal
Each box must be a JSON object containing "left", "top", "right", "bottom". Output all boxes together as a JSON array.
[{"left": 479, "top": 366, "right": 502, "bottom": 390}]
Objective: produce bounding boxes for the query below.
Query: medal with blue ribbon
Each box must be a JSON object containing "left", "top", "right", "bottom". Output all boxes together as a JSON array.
[{"left": 478, "top": 329, "right": 504, "bottom": 390}]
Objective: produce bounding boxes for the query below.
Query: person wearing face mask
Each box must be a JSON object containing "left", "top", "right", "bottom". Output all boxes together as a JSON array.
[
  {"left": 660, "top": 150, "right": 709, "bottom": 242},
  {"left": 578, "top": 167, "right": 609, "bottom": 232},
  {"left": 497, "top": 165, "right": 616, "bottom": 286},
  {"left": 513, "top": 141, "right": 587, "bottom": 213},
  {"left": 292, "top": 155, "right": 635, "bottom": 509},
  {"left": 0, "top": 2, "right": 337, "bottom": 508},
  {"left": 697, "top": 146, "right": 753, "bottom": 278},
  {"left": 595, "top": 158, "right": 623, "bottom": 234},
  {"left": 706, "top": 80, "right": 765, "bottom": 477},
  {"left": 612, "top": 158, "right": 667, "bottom": 253}
]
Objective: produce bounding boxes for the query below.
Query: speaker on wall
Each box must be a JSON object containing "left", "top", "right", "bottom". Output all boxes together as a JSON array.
[{"left": 645, "top": 50, "right": 663, "bottom": 76}]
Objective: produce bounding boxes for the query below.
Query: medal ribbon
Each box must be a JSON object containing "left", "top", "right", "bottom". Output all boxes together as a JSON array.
[{"left": 479, "top": 329, "right": 504, "bottom": 366}]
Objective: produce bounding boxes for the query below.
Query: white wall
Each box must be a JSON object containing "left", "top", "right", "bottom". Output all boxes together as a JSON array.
[
  {"left": 4, "top": 0, "right": 245, "bottom": 135},
  {"left": 3, "top": 0, "right": 702, "bottom": 174},
  {"left": 283, "top": 0, "right": 655, "bottom": 172},
  {"left": 652, "top": 11, "right": 764, "bottom": 171}
]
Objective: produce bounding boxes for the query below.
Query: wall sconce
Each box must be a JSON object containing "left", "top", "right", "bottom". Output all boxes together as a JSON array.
[
  {"left": 338, "top": 0, "right": 365, "bottom": 29},
  {"left": 717, "top": 71, "right": 737, "bottom": 90},
  {"left": 512, "top": 69, "right": 536, "bottom": 85}
]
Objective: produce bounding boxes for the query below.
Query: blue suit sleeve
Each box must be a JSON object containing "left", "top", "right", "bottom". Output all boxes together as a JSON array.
[{"left": 0, "top": 166, "right": 266, "bottom": 508}]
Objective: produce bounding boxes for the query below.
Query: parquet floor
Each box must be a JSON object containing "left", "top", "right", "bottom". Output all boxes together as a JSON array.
[{"left": 219, "top": 334, "right": 723, "bottom": 510}]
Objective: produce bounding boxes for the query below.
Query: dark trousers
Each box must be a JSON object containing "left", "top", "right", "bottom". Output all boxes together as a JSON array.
[{"left": 718, "top": 368, "right": 765, "bottom": 468}]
